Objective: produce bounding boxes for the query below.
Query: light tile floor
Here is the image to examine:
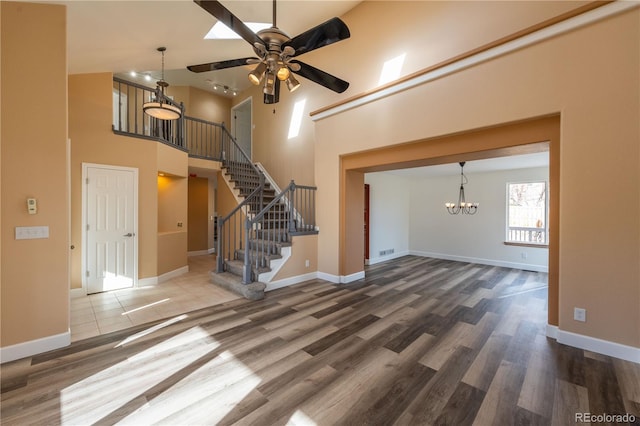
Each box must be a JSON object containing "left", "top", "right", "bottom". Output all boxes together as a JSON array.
[{"left": 70, "top": 255, "right": 239, "bottom": 342}]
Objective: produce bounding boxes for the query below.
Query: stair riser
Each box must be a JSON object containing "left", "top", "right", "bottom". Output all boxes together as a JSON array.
[
  {"left": 235, "top": 250, "right": 281, "bottom": 266},
  {"left": 224, "top": 260, "right": 271, "bottom": 278}
]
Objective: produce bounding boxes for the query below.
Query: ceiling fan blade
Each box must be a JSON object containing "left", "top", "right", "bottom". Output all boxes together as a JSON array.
[
  {"left": 290, "top": 60, "right": 349, "bottom": 93},
  {"left": 187, "top": 57, "right": 258, "bottom": 73},
  {"left": 284, "top": 17, "right": 350, "bottom": 57},
  {"left": 193, "top": 0, "right": 266, "bottom": 48}
]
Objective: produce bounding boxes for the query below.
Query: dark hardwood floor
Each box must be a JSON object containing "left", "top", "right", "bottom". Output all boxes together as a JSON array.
[{"left": 1, "top": 256, "right": 639, "bottom": 425}]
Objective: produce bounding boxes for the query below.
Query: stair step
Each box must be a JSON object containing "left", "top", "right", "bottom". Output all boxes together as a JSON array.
[
  {"left": 238, "top": 188, "right": 275, "bottom": 196},
  {"left": 255, "top": 229, "right": 290, "bottom": 241},
  {"left": 225, "top": 259, "right": 271, "bottom": 277},
  {"left": 209, "top": 271, "right": 265, "bottom": 300},
  {"left": 249, "top": 238, "right": 292, "bottom": 251},
  {"left": 235, "top": 248, "right": 282, "bottom": 264}
]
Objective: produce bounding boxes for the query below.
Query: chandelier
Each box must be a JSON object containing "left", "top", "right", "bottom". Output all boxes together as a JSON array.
[
  {"left": 445, "top": 162, "right": 479, "bottom": 215},
  {"left": 143, "top": 47, "right": 182, "bottom": 120}
]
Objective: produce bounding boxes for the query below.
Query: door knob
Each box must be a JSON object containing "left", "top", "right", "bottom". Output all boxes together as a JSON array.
[{"left": 123, "top": 233, "right": 134, "bottom": 237}]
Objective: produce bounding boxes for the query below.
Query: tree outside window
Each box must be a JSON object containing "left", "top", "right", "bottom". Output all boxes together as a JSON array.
[{"left": 507, "top": 181, "right": 548, "bottom": 244}]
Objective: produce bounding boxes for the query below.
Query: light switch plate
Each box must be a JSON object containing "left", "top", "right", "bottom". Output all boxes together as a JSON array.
[{"left": 15, "top": 226, "right": 49, "bottom": 240}]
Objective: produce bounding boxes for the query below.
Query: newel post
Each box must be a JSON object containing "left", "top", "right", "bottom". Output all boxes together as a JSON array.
[{"left": 288, "top": 180, "right": 296, "bottom": 233}]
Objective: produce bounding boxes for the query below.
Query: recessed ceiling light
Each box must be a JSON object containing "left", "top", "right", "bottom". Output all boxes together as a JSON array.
[{"left": 130, "top": 71, "right": 137, "bottom": 77}]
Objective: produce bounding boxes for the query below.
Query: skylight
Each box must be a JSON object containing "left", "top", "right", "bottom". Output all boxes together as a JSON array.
[
  {"left": 378, "top": 53, "right": 406, "bottom": 85},
  {"left": 205, "top": 21, "right": 271, "bottom": 39},
  {"left": 288, "top": 99, "right": 307, "bottom": 139}
]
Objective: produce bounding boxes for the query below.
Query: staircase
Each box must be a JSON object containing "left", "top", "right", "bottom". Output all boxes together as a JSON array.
[
  {"left": 110, "top": 77, "right": 316, "bottom": 300},
  {"left": 213, "top": 159, "right": 317, "bottom": 300}
]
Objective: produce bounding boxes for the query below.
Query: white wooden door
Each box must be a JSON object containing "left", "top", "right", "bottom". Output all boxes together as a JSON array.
[{"left": 85, "top": 165, "right": 137, "bottom": 294}]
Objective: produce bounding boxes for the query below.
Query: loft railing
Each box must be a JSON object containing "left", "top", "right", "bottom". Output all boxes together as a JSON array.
[
  {"left": 112, "top": 77, "right": 185, "bottom": 149},
  {"left": 113, "top": 77, "right": 249, "bottom": 163},
  {"left": 184, "top": 116, "right": 226, "bottom": 160}
]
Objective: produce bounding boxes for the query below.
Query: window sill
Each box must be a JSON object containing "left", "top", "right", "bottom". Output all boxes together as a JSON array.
[{"left": 504, "top": 241, "right": 549, "bottom": 249}]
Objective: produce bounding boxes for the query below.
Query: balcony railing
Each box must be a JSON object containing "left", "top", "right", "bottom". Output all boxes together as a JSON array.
[
  {"left": 507, "top": 226, "right": 546, "bottom": 244},
  {"left": 113, "top": 78, "right": 235, "bottom": 162},
  {"left": 112, "top": 77, "right": 185, "bottom": 149}
]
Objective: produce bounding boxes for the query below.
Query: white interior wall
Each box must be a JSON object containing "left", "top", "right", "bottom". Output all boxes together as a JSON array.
[
  {"left": 366, "top": 166, "right": 549, "bottom": 271},
  {"left": 364, "top": 173, "right": 411, "bottom": 265}
]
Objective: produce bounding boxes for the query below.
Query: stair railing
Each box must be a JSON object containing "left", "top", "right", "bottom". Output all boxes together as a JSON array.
[
  {"left": 216, "top": 129, "right": 265, "bottom": 278},
  {"left": 243, "top": 181, "right": 317, "bottom": 283}
]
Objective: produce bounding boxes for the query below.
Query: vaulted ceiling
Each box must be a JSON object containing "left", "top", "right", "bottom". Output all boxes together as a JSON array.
[{"left": 55, "top": 0, "right": 361, "bottom": 96}]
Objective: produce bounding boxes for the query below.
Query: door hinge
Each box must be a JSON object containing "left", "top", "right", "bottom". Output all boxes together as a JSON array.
[
  {"left": 86, "top": 224, "right": 90, "bottom": 231},
  {"left": 86, "top": 270, "right": 90, "bottom": 277},
  {"left": 86, "top": 178, "right": 89, "bottom": 184}
]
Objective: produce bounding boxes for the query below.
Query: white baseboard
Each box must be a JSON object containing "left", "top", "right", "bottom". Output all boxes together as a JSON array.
[
  {"left": 557, "top": 330, "right": 640, "bottom": 364},
  {"left": 158, "top": 266, "right": 189, "bottom": 284},
  {"left": 410, "top": 250, "right": 548, "bottom": 273},
  {"left": 70, "top": 287, "right": 85, "bottom": 298},
  {"left": 265, "top": 271, "right": 319, "bottom": 292},
  {"left": 317, "top": 271, "right": 340, "bottom": 283},
  {"left": 188, "top": 249, "right": 215, "bottom": 257},
  {"left": 340, "top": 271, "right": 365, "bottom": 283},
  {"left": 366, "top": 250, "right": 410, "bottom": 266},
  {"left": 269, "top": 269, "right": 365, "bottom": 289},
  {"left": 316, "top": 271, "right": 365, "bottom": 284},
  {"left": 1, "top": 330, "right": 71, "bottom": 364},
  {"left": 139, "top": 266, "right": 189, "bottom": 287},
  {"left": 546, "top": 324, "right": 639, "bottom": 364}
]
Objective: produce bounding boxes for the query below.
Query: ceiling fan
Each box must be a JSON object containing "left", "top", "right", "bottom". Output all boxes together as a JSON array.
[{"left": 188, "top": 0, "right": 350, "bottom": 104}]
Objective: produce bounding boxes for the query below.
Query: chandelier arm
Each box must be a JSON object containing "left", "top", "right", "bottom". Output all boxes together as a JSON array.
[{"left": 445, "top": 161, "right": 478, "bottom": 215}]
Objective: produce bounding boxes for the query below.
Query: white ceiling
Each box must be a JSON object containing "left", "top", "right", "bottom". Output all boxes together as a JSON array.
[
  {"left": 380, "top": 152, "right": 549, "bottom": 178},
  {"left": 51, "top": 0, "right": 361, "bottom": 96}
]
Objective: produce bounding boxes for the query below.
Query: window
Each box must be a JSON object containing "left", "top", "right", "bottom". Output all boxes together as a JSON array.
[{"left": 506, "top": 181, "right": 548, "bottom": 245}]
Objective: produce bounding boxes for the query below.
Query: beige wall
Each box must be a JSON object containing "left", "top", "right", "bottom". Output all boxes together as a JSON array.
[
  {"left": 69, "top": 73, "right": 159, "bottom": 287},
  {"left": 168, "top": 85, "right": 231, "bottom": 127},
  {"left": 188, "top": 176, "right": 209, "bottom": 252},
  {"left": 1, "top": 2, "right": 69, "bottom": 346},
  {"left": 312, "top": 5, "right": 639, "bottom": 348},
  {"left": 244, "top": 1, "right": 590, "bottom": 191},
  {"left": 273, "top": 234, "right": 318, "bottom": 281},
  {"left": 157, "top": 231, "right": 187, "bottom": 276}
]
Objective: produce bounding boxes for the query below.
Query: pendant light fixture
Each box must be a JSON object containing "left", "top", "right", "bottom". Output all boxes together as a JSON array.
[
  {"left": 445, "top": 162, "right": 479, "bottom": 215},
  {"left": 143, "top": 47, "right": 182, "bottom": 120}
]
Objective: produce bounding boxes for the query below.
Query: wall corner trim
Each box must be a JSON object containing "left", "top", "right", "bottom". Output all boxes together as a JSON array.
[
  {"left": 548, "top": 327, "right": 640, "bottom": 364},
  {"left": 1, "top": 331, "right": 71, "bottom": 364}
]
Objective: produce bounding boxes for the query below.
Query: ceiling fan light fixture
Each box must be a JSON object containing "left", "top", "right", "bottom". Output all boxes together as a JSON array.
[
  {"left": 263, "top": 71, "right": 276, "bottom": 95},
  {"left": 276, "top": 64, "right": 290, "bottom": 81},
  {"left": 286, "top": 73, "right": 300, "bottom": 92},
  {"left": 248, "top": 62, "right": 267, "bottom": 85}
]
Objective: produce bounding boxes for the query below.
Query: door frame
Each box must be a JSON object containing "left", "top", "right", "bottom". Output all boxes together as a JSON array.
[
  {"left": 231, "top": 96, "right": 253, "bottom": 159},
  {"left": 364, "top": 183, "right": 370, "bottom": 262},
  {"left": 81, "top": 162, "right": 139, "bottom": 294}
]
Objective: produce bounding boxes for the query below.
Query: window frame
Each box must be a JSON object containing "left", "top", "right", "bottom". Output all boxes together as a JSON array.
[{"left": 505, "top": 180, "right": 549, "bottom": 248}]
